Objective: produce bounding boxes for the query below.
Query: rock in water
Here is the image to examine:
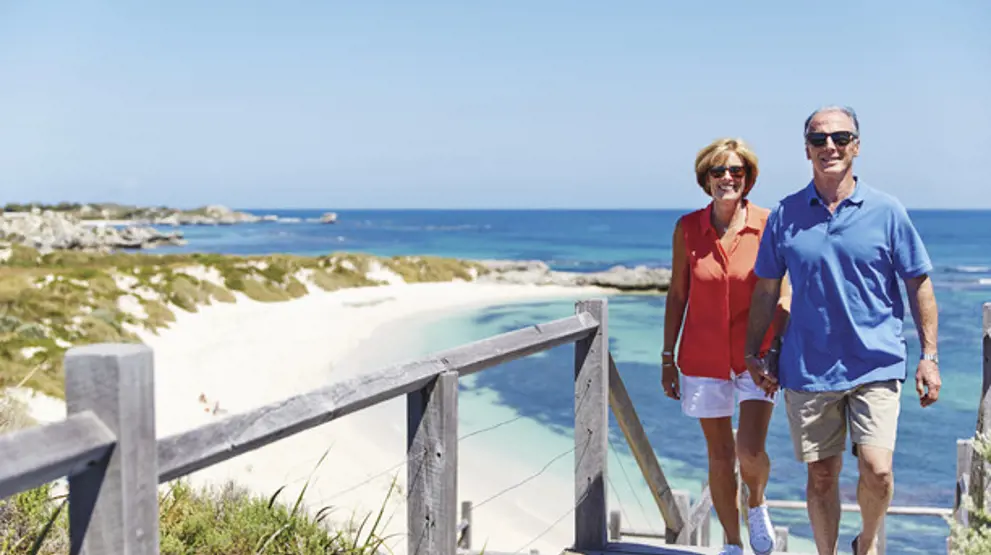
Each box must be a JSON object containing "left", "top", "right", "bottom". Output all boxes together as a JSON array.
[
  {"left": 476, "top": 259, "right": 671, "bottom": 292},
  {"left": 0, "top": 210, "right": 186, "bottom": 253}
]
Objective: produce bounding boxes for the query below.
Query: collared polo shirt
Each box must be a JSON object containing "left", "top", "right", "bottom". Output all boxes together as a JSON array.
[
  {"left": 754, "top": 179, "right": 933, "bottom": 392},
  {"left": 677, "top": 201, "right": 776, "bottom": 379}
]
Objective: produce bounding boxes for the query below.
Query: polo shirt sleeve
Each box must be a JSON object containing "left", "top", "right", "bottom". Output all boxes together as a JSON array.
[
  {"left": 754, "top": 205, "right": 786, "bottom": 279},
  {"left": 891, "top": 202, "right": 933, "bottom": 279}
]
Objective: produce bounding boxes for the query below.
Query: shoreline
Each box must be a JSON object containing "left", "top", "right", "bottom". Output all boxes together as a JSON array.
[{"left": 10, "top": 280, "right": 615, "bottom": 554}]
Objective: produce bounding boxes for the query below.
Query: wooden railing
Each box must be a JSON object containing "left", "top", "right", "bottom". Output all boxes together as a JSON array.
[
  {"left": 1, "top": 298, "right": 675, "bottom": 554},
  {"left": 0, "top": 299, "right": 987, "bottom": 554}
]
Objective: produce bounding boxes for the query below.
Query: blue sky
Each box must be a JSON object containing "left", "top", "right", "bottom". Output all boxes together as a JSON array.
[{"left": 1, "top": 1, "right": 988, "bottom": 209}]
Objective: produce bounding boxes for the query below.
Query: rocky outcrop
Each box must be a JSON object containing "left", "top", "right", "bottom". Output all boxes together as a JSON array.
[
  {"left": 3, "top": 203, "right": 281, "bottom": 226},
  {"left": 477, "top": 259, "right": 671, "bottom": 293},
  {"left": 128, "top": 204, "right": 270, "bottom": 226},
  {"left": 0, "top": 211, "right": 185, "bottom": 253}
]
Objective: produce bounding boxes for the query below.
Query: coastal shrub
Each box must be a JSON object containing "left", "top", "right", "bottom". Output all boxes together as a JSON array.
[
  {"left": 385, "top": 255, "right": 486, "bottom": 283},
  {"left": 0, "top": 395, "right": 392, "bottom": 554},
  {"left": 0, "top": 477, "right": 392, "bottom": 554},
  {"left": 950, "top": 435, "right": 991, "bottom": 554}
]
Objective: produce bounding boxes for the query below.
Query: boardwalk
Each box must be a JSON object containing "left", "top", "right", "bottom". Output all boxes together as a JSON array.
[{"left": 563, "top": 542, "right": 809, "bottom": 554}]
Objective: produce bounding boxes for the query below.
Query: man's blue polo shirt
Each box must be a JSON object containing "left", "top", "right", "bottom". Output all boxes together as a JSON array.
[{"left": 754, "top": 179, "right": 932, "bottom": 392}]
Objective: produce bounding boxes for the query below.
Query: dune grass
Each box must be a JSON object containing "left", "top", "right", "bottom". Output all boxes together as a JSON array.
[
  {"left": 0, "top": 391, "right": 399, "bottom": 554},
  {"left": 0, "top": 244, "right": 487, "bottom": 398}
]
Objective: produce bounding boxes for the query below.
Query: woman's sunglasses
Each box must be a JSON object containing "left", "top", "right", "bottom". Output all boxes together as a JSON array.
[
  {"left": 806, "top": 131, "right": 858, "bottom": 147},
  {"left": 708, "top": 165, "right": 746, "bottom": 178}
]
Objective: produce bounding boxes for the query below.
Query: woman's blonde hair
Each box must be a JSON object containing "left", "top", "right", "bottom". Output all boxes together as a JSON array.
[{"left": 694, "top": 137, "right": 759, "bottom": 197}]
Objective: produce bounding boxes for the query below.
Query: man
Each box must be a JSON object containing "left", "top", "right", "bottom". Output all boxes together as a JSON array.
[{"left": 743, "top": 105, "right": 941, "bottom": 555}]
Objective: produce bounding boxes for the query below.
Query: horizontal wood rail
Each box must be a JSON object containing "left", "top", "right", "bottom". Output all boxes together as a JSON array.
[{"left": 0, "top": 411, "right": 115, "bottom": 499}]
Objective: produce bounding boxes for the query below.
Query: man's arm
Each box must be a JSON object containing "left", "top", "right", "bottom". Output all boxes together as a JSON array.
[
  {"left": 905, "top": 274, "right": 938, "bottom": 354},
  {"left": 746, "top": 277, "right": 783, "bottom": 357},
  {"left": 905, "top": 273, "right": 940, "bottom": 407},
  {"left": 745, "top": 277, "right": 783, "bottom": 394}
]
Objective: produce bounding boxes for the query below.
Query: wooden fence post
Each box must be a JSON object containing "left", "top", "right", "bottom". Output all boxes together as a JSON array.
[
  {"left": 957, "top": 438, "right": 974, "bottom": 529},
  {"left": 459, "top": 500, "right": 473, "bottom": 549},
  {"left": 65, "top": 343, "right": 159, "bottom": 555},
  {"left": 608, "top": 510, "right": 621, "bottom": 541},
  {"left": 672, "top": 490, "right": 691, "bottom": 545},
  {"left": 574, "top": 299, "right": 609, "bottom": 550},
  {"left": 774, "top": 526, "right": 788, "bottom": 551},
  {"left": 407, "top": 371, "right": 458, "bottom": 555},
  {"left": 877, "top": 516, "right": 886, "bottom": 555},
  {"left": 973, "top": 303, "right": 991, "bottom": 513}
]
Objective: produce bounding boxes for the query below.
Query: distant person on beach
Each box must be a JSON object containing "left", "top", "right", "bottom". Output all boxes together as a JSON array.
[
  {"left": 662, "top": 137, "right": 791, "bottom": 555},
  {"left": 744, "top": 105, "right": 941, "bottom": 555}
]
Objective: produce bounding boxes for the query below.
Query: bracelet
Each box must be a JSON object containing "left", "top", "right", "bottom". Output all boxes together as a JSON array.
[{"left": 662, "top": 361, "right": 675, "bottom": 368}]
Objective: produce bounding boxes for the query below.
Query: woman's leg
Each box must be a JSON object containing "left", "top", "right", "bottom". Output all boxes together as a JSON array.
[
  {"left": 737, "top": 400, "right": 774, "bottom": 507},
  {"left": 699, "top": 416, "right": 741, "bottom": 546}
]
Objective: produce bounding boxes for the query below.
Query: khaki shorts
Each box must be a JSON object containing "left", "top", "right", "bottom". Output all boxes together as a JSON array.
[{"left": 784, "top": 380, "right": 901, "bottom": 463}]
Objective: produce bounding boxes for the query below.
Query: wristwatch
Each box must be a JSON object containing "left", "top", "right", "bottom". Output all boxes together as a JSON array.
[{"left": 921, "top": 352, "right": 938, "bottom": 364}]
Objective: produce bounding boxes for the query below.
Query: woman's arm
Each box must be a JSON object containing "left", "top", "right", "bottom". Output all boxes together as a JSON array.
[{"left": 662, "top": 219, "right": 690, "bottom": 361}]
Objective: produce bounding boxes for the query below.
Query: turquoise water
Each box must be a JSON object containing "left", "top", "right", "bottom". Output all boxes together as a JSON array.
[{"left": 157, "top": 208, "right": 991, "bottom": 554}]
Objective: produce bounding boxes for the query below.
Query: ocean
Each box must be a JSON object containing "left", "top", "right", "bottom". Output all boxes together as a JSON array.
[{"left": 154, "top": 208, "right": 991, "bottom": 554}]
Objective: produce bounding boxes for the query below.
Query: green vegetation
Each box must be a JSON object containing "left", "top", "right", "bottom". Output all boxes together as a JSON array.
[
  {"left": 0, "top": 397, "right": 397, "bottom": 554},
  {"left": 950, "top": 436, "right": 991, "bottom": 554},
  {"left": 0, "top": 244, "right": 488, "bottom": 398}
]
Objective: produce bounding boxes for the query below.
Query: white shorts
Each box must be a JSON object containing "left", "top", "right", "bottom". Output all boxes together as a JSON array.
[{"left": 681, "top": 371, "right": 777, "bottom": 419}]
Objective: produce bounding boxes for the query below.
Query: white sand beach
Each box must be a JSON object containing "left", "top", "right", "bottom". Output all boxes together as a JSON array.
[{"left": 14, "top": 278, "right": 616, "bottom": 554}]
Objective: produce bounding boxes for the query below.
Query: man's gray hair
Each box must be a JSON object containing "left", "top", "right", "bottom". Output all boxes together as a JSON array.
[{"left": 803, "top": 105, "right": 860, "bottom": 136}]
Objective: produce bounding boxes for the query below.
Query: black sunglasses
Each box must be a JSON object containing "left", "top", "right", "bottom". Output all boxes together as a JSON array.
[
  {"left": 806, "top": 131, "right": 858, "bottom": 147},
  {"left": 708, "top": 165, "right": 746, "bottom": 178}
]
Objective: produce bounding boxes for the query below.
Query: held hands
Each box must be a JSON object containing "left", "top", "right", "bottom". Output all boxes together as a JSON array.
[
  {"left": 916, "top": 359, "right": 941, "bottom": 407},
  {"left": 746, "top": 352, "right": 779, "bottom": 398}
]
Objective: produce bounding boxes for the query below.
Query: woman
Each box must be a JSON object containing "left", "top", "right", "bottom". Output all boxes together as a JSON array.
[{"left": 661, "top": 137, "right": 790, "bottom": 555}]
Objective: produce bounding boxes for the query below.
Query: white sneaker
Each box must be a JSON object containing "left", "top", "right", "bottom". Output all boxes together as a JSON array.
[
  {"left": 748, "top": 504, "right": 776, "bottom": 555},
  {"left": 717, "top": 545, "right": 744, "bottom": 555}
]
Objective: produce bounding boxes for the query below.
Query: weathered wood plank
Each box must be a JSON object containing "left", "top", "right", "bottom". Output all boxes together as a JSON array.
[
  {"left": 0, "top": 411, "right": 115, "bottom": 499},
  {"left": 679, "top": 485, "right": 712, "bottom": 545},
  {"left": 574, "top": 299, "right": 609, "bottom": 550},
  {"left": 158, "top": 313, "right": 598, "bottom": 482},
  {"left": 762, "top": 499, "right": 952, "bottom": 516},
  {"left": 671, "top": 491, "right": 691, "bottom": 545},
  {"left": 607, "top": 353, "right": 685, "bottom": 539},
  {"left": 407, "top": 371, "right": 458, "bottom": 555},
  {"left": 65, "top": 343, "right": 159, "bottom": 555}
]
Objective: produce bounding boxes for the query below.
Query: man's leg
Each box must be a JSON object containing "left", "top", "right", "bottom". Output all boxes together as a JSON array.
[
  {"left": 784, "top": 389, "right": 848, "bottom": 555},
  {"left": 855, "top": 446, "right": 893, "bottom": 554},
  {"left": 850, "top": 380, "right": 901, "bottom": 555},
  {"left": 807, "top": 455, "right": 843, "bottom": 554}
]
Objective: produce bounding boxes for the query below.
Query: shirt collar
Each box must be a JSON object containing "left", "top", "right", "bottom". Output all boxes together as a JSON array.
[
  {"left": 805, "top": 177, "right": 866, "bottom": 206},
  {"left": 700, "top": 201, "right": 761, "bottom": 236}
]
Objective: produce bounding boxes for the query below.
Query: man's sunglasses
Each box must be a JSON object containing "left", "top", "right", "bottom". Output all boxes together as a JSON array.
[
  {"left": 708, "top": 165, "right": 746, "bottom": 178},
  {"left": 806, "top": 131, "right": 858, "bottom": 147}
]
